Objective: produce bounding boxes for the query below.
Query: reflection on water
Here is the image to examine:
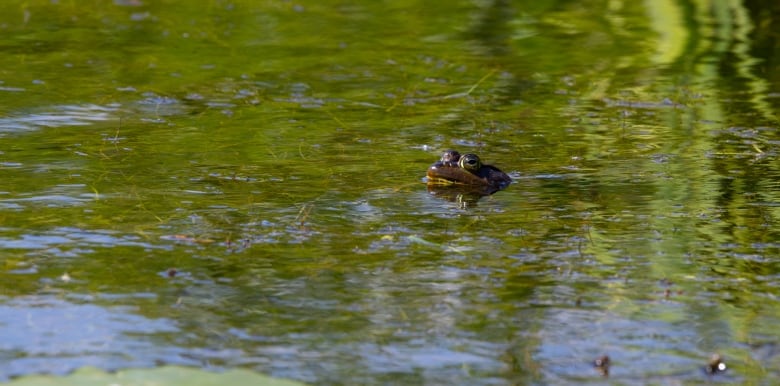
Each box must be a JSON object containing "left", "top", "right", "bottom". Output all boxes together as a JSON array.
[
  {"left": 0, "top": 0, "right": 778, "bottom": 384},
  {"left": 0, "top": 296, "right": 183, "bottom": 381},
  {"left": 426, "top": 184, "right": 496, "bottom": 208}
]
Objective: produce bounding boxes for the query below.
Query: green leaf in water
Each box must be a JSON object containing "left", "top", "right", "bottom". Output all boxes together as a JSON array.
[{"left": 6, "top": 366, "right": 306, "bottom": 386}]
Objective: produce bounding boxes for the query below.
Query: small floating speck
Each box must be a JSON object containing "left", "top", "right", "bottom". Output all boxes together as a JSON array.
[
  {"left": 706, "top": 353, "right": 726, "bottom": 374},
  {"left": 593, "top": 354, "right": 609, "bottom": 376}
]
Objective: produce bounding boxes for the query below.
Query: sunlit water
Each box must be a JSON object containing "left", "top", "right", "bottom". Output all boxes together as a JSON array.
[{"left": 0, "top": 0, "right": 778, "bottom": 384}]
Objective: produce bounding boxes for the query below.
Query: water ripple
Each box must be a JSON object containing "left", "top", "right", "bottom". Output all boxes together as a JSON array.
[
  {"left": 0, "top": 104, "right": 119, "bottom": 133},
  {"left": 0, "top": 227, "right": 166, "bottom": 251}
]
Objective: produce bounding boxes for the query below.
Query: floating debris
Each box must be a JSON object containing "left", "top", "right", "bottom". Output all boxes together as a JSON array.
[
  {"left": 593, "top": 354, "right": 610, "bottom": 376},
  {"left": 705, "top": 353, "right": 726, "bottom": 374},
  {"left": 160, "top": 234, "right": 215, "bottom": 244}
]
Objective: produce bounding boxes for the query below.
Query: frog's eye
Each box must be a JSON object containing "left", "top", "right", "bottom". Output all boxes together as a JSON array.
[{"left": 458, "top": 153, "right": 481, "bottom": 171}]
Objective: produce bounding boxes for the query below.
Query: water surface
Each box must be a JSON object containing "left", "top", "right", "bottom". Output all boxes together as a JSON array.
[{"left": 0, "top": 0, "right": 778, "bottom": 384}]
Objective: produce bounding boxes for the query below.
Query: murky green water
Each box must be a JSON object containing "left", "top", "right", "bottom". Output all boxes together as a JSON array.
[{"left": 1, "top": 0, "right": 779, "bottom": 384}]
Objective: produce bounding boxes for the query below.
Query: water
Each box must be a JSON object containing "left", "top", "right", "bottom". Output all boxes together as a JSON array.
[{"left": 0, "top": 0, "right": 778, "bottom": 384}]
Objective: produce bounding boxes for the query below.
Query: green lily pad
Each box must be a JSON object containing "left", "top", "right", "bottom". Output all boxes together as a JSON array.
[{"left": 6, "top": 366, "right": 306, "bottom": 386}]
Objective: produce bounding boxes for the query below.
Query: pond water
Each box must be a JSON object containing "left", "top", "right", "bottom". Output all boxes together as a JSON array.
[{"left": 1, "top": 0, "right": 779, "bottom": 384}]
